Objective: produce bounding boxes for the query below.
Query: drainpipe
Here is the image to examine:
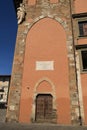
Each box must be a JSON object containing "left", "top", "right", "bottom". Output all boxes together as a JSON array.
[{"left": 69, "top": 0, "right": 82, "bottom": 125}]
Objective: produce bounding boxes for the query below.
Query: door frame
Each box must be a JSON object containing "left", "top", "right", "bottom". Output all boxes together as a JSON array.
[
  {"left": 31, "top": 77, "right": 57, "bottom": 123},
  {"left": 35, "top": 94, "right": 53, "bottom": 122}
]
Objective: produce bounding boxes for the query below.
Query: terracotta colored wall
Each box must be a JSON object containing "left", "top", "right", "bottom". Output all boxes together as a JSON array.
[
  {"left": 81, "top": 74, "right": 87, "bottom": 125},
  {"left": 74, "top": 0, "right": 87, "bottom": 13},
  {"left": 78, "top": 39, "right": 87, "bottom": 45},
  {"left": 19, "top": 18, "right": 71, "bottom": 124}
]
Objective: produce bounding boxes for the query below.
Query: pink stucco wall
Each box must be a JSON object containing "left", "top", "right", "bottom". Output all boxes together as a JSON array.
[
  {"left": 74, "top": 0, "right": 87, "bottom": 13},
  {"left": 81, "top": 74, "right": 87, "bottom": 125},
  {"left": 78, "top": 39, "right": 87, "bottom": 45},
  {"left": 19, "top": 18, "right": 71, "bottom": 124}
]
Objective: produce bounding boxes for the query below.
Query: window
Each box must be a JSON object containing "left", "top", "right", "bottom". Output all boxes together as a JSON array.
[
  {"left": 81, "top": 50, "right": 87, "bottom": 71},
  {"left": 72, "top": 13, "right": 87, "bottom": 37},
  {"left": 76, "top": 45, "right": 87, "bottom": 72},
  {"left": 0, "top": 88, "right": 4, "bottom": 101},
  {"left": 0, "top": 87, "right": 4, "bottom": 92},
  {"left": 78, "top": 21, "right": 87, "bottom": 37},
  {"left": 0, "top": 94, "right": 3, "bottom": 100}
]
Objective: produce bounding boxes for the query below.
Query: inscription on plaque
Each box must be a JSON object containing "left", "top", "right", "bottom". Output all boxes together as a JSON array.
[{"left": 36, "top": 61, "right": 54, "bottom": 70}]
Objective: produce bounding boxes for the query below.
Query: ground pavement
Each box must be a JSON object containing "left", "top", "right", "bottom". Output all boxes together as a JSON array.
[{"left": 0, "top": 123, "right": 87, "bottom": 130}]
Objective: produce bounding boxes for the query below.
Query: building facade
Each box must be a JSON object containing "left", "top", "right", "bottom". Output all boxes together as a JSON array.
[
  {"left": 0, "top": 75, "right": 11, "bottom": 122},
  {"left": 6, "top": 0, "right": 87, "bottom": 125}
]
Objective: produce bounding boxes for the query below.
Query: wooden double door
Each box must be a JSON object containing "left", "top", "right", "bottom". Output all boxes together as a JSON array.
[{"left": 35, "top": 94, "right": 53, "bottom": 122}]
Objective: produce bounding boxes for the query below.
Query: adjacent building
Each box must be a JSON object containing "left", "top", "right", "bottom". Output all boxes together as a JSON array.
[
  {"left": 0, "top": 75, "right": 10, "bottom": 122},
  {"left": 6, "top": 0, "right": 87, "bottom": 125}
]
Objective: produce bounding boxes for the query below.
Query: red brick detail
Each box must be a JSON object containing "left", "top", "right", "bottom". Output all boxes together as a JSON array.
[
  {"left": 50, "top": 0, "right": 58, "bottom": 3},
  {"left": 28, "top": 0, "right": 36, "bottom": 6}
]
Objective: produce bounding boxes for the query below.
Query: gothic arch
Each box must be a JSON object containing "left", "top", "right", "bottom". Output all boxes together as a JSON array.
[
  {"left": 26, "top": 15, "right": 68, "bottom": 34},
  {"left": 34, "top": 77, "right": 56, "bottom": 105},
  {"left": 34, "top": 77, "right": 56, "bottom": 94},
  {"left": 24, "top": 15, "right": 71, "bottom": 58},
  {"left": 31, "top": 77, "right": 56, "bottom": 122}
]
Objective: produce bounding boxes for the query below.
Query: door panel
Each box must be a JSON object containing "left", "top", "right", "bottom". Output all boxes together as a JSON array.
[{"left": 36, "top": 94, "right": 53, "bottom": 122}]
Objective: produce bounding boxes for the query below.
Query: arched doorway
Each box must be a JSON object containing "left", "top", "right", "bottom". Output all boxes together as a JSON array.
[{"left": 35, "top": 94, "right": 53, "bottom": 122}]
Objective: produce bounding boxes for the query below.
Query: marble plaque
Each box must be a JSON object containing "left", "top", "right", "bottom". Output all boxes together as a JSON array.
[{"left": 36, "top": 61, "right": 54, "bottom": 70}]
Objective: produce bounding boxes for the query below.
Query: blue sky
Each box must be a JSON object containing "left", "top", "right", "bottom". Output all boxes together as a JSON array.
[{"left": 0, "top": 0, "right": 17, "bottom": 75}]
